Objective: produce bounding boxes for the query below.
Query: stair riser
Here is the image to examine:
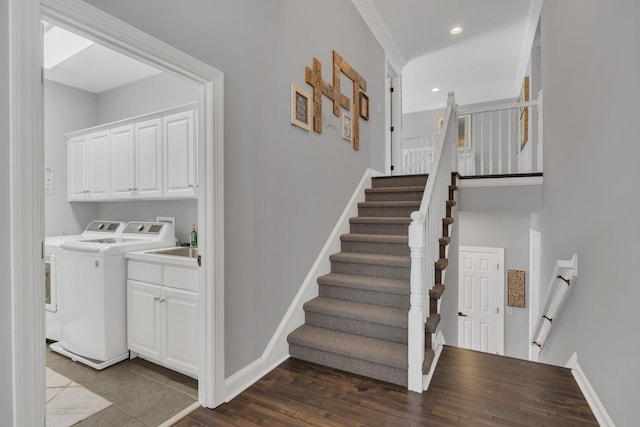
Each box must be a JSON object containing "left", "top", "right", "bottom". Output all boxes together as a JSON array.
[
  {"left": 365, "top": 191, "right": 423, "bottom": 202},
  {"left": 350, "top": 222, "right": 409, "bottom": 235},
  {"left": 289, "top": 344, "right": 407, "bottom": 387},
  {"left": 331, "top": 260, "right": 410, "bottom": 281},
  {"left": 372, "top": 175, "right": 428, "bottom": 188},
  {"left": 341, "top": 240, "right": 410, "bottom": 257},
  {"left": 319, "top": 285, "right": 409, "bottom": 310},
  {"left": 305, "top": 312, "right": 407, "bottom": 344},
  {"left": 358, "top": 205, "right": 418, "bottom": 217}
]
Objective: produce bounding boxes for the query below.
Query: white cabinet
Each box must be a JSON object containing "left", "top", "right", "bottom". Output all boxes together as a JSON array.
[
  {"left": 164, "top": 110, "right": 197, "bottom": 199},
  {"left": 110, "top": 124, "right": 136, "bottom": 200},
  {"left": 135, "top": 118, "right": 164, "bottom": 200},
  {"left": 68, "top": 130, "right": 110, "bottom": 201},
  {"left": 67, "top": 104, "right": 198, "bottom": 202},
  {"left": 127, "top": 260, "right": 199, "bottom": 378}
]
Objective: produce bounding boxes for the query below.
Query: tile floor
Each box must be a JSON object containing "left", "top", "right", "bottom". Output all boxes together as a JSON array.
[{"left": 46, "top": 344, "right": 198, "bottom": 426}]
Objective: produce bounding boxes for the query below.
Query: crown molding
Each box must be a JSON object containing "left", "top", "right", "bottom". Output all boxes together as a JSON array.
[
  {"left": 351, "top": 0, "right": 406, "bottom": 73},
  {"left": 515, "top": 0, "right": 544, "bottom": 93}
]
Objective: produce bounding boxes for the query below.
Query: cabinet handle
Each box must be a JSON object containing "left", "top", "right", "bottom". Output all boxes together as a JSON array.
[
  {"left": 159, "top": 298, "right": 166, "bottom": 303},
  {"left": 154, "top": 297, "right": 160, "bottom": 302}
]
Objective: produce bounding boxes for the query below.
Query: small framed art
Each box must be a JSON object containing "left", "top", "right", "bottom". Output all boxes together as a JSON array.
[
  {"left": 342, "top": 113, "right": 352, "bottom": 141},
  {"left": 291, "top": 83, "right": 311, "bottom": 131},
  {"left": 359, "top": 92, "right": 369, "bottom": 121}
]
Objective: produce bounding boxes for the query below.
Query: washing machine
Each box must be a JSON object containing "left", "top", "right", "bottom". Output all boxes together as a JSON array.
[
  {"left": 51, "top": 221, "right": 175, "bottom": 370},
  {"left": 44, "top": 221, "right": 126, "bottom": 341}
]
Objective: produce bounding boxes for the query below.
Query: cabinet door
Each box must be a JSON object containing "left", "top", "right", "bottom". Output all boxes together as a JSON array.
[
  {"left": 127, "top": 280, "right": 162, "bottom": 360},
  {"left": 110, "top": 124, "right": 136, "bottom": 200},
  {"left": 67, "top": 134, "right": 88, "bottom": 201},
  {"left": 87, "top": 130, "right": 111, "bottom": 200},
  {"left": 162, "top": 287, "right": 198, "bottom": 377},
  {"left": 135, "top": 118, "right": 163, "bottom": 199},
  {"left": 164, "top": 110, "right": 197, "bottom": 199}
]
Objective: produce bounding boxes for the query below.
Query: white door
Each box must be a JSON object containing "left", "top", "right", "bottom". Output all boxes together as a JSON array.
[
  {"left": 110, "top": 124, "right": 136, "bottom": 200},
  {"left": 458, "top": 247, "right": 504, "bottom": 354},
  {"left": 162, "top": 286, "right": 199, "bottom": 377},
  {"left": 163, "top": 110, "right": 197, "bottom": 199},
  {"left": 127, "top": 280, "right": 162, "bottom": 359},
  {"left": 135, "top": 118, "right": 163, "bottom": 199}
]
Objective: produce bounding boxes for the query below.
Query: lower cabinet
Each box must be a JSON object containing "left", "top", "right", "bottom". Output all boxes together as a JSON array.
[{"left": 127, "top": 278, "right": 198, "bottom": 378}]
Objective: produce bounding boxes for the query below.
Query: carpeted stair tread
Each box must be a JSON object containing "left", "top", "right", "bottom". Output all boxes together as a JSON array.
[
  {"left": 350, "top": 217, "right": 412, "bottom": 225},
  {"left": 304, "top": 297, "right": 407, "bottom": 328},
  {"left": 330, "top": 252, "right": 410, "bottom": 267},
  {"left": 365, "top": 186, "right": 425, "bottom": 194},
  {"left": 318, "top": 273, "right": 409, "bottom": 295},
  {"left": 358, "top": 200, "right": 421, "bottom": 208},
  {"left": 423, "top": 348, "right": 436, "bottom": 374},
  {"left": 371, "top": 174, "right": 428, "bottom": 189},
  {"left": 429, "top": 283, "right": 445, "bottom": 299},
  {"left": 425, "top": 313, "right": 441, "bottom": 334},
  {"left": 287, "top": 325, "right": 407, "bottom": 369},
  {"left": 340, "top": 233, "right": 408, "bottom": 244}
]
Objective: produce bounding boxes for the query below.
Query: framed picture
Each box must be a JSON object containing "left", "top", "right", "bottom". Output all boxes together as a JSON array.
[
  {"left": 518, "top": 76, "right": 529, "bottom": 149},
  {"left": 291, "top": 83, "right": 311, "bottom": 131},
  {"left": 438, "top": 114, "right": 471, "bottom": 150},
  {"left": 359, "top": 92, "right": 369, "bottom": 121},
  {"left": 342, "top": 113, "right": 352, "bottom": 141}
]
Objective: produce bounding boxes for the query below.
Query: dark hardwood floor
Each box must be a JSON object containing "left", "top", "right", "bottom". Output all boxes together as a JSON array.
[{"left": 173, "top": 345, "right": 598, "bottom": 426}]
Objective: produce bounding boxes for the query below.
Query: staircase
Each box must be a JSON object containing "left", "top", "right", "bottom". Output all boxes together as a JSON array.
[{"left": 288, "top": 174, "right": 456, "bottom": 387}]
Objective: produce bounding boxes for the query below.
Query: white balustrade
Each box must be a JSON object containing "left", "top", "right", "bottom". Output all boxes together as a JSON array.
[
  {"left": 400, "top": 92, "right": 543, "bottom": 177},
  {"left": 407, "top": 92, "right": 457, "bottom": 392}
]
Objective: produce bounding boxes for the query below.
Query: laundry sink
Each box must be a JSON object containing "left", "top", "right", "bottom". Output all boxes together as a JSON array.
[{"left": 148, "top": 247, "right": 198, "bottom": 258}]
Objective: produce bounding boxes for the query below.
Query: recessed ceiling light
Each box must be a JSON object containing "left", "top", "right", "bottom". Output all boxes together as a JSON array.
[
  {"left": 450, "top": 26, "right": 463, "bottom": 35},
  {"left": 432, "top": 87, "right": 440, "bottom": 93}
]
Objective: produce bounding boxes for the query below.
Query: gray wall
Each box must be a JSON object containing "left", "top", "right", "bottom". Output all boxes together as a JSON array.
[
  {"left": 0, "top": 0, "right": 13, "bottom": 422},
  {"left": 97, "top": 72, "right": 198, "bottom": 123},
  {"left": 540, "top": 1, "right": 640, "bottom": 424},
  {"left": 44, "top": 81, "right": 99, "bottom": 236},
  {"left": 458, "top": 211, "right": 531, "bottom": 360},
  {"left": 84, "top": 0, "right": 387, "bottom": 377}
]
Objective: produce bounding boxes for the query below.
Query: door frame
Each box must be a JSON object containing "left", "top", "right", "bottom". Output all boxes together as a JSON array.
[
  {"left": 10, "top": 0, "right": 225, "bottom": 423},
  {"left": 458, "top": 246, "right": 505, "bottom": 355}
]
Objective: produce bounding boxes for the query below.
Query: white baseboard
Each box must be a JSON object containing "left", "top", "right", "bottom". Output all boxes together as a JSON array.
[
  {"left": 224, "top": 168, "right": 384, "bottom": 402},
  {"left": 423, "top": 330, "right": 445, "bottom": 391},
  {"left": 566, "top": 353, "right": 615, "bottom": 426},
  {"left": 158, "top": 401, "right": 201, "bottom": 427}
]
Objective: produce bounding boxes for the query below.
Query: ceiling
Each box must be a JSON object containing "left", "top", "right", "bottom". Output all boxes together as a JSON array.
[
  {"left": 43, "top": 24, "right": 161, "bottom": 94},
  {"left": 361, "top": 0, "right": 540, "bottom": 113}
]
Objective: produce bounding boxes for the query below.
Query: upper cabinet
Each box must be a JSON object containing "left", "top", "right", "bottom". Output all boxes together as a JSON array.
[{"left": 67, "top": 104, "right": 197, "bottom": 202}]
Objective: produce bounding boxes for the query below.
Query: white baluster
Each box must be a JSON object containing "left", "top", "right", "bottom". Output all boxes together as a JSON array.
[
  {"left": 408, "top": 211, "right": 425, "bottom": 392},
  {"left": 537, "top": 91, "right": 543, "bottom": 172}
]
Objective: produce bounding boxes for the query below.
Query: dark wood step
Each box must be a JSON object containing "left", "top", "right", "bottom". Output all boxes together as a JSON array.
[
  {"left": 442, "top": 217, "right": 454, "bottom": 225},
  {"left": 439, "top": 236, "right": 451, "bottom": 246},
  {"left": 429, "top": 283, "right": 445, "bottom": 299},
  {"left": 435, "top": 258, "right": 448, "bottom": 271},
  {"left": 446, "top": 200, "right": 456, "bottom": 207},
  {"left": 425, "top": 313, "right": 441, "bottom": 334}
]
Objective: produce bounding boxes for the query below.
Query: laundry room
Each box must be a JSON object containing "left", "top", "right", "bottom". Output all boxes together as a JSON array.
[{"left": 43, "top": 23, "right": 203, "bottom": 425}]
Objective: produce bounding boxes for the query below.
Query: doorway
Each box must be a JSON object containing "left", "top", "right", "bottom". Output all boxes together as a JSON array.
[
  {"left": 10, "top": 1, "right": 225, "bottom": 424},
  {"left": 458, "top": 246, "right": 505, "bottom": 355}
]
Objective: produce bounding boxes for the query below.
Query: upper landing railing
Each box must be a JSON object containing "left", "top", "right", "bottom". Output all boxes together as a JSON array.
[{"left": 399, "top": 91, "right": 543, "bottom": 177}]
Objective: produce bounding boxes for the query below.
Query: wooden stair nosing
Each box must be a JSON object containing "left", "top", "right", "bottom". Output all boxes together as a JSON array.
[
  {"left": 434, "top": 258, "right": 448, "bottom": 271},
  {"left": 425, "top": 313, "right": 441, "bottom": 334},
  {"left": 429, "top": 283, "right": 445, "bottom": 299}
]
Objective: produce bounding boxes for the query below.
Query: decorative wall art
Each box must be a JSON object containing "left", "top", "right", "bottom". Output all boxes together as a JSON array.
[
  {"left": 518, "top": 76, "right": 530, "bottom": 149},
  {"left": 291, "top": 83, "right": 311, "bottom": 131},
  {"left": 438, "top": 115, "right": 471, "bottom": 150},
  {"left": 359, "top": 92, "right": 369, "bottom": 121},
  {"left": 507, "top": 269, "right": 526, "bottom": 308},
  {"left": 342, "top": 113, "right": 352, "bottom": 141},
  {"left": 304, "top": 50, "right": 368, "bottom": 150}
]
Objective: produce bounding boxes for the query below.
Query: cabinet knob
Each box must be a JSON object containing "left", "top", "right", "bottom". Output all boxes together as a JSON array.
[
  {"left": 154, "top": 297, "right": 160, "bottom": 302},
  {"left": 159, "top": 298, "right": 166, "bottom": 303}
]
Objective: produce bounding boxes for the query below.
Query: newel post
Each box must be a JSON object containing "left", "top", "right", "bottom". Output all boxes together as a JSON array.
[
  {"left": 537, "top": 90, "right": 543, "bottom": 172},
  {"left": 408, "top": 211, "right": 425, "bottom": 392}
]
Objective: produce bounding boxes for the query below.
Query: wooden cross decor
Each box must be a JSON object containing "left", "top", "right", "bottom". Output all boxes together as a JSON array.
[{"left": 305, "top": 50, "right": 367, "bottom": 150}]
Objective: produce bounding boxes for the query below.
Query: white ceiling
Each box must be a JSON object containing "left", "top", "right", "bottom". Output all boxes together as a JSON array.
[
  {"left": 44, "top": 25, "right": 161, "bottom": 94},
  {"left": 363, "top": 0, "right": 539, "bottom": 113}
]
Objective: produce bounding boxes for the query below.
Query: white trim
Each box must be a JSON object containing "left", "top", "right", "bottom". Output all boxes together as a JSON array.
[
  {"left": 423, "top": 330, "right": 445, "bottom": 391},
  {"left": 566, "top": 353, "right": 615, "bottom": 427},
  {"left": 13, "top": 1, "right": 225, "bottom": 421},
  {"left": 9, "top": 0, "right": 46, "bottom": 425},
  {"left": 224, "top": 168, "right": 384, "bottom": 401},
  {"left": 528, "top": 228, "right": 541, "bottom": 362},
  {"left": 351, "top": 0, "right": 406, "bottom": 73},
  {"left": 514, "top": 0, "right": 543, "bottom": 94},
  {"left": 458, "top": 176, "right": 543, "bottom": 188},
  {"left": 157, "top": 401, "right": 202, "bottom": 427},
  {"left": 458, "top": 246, "right": 505, "bottom": 355}
]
